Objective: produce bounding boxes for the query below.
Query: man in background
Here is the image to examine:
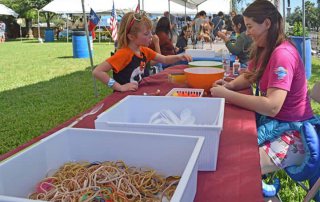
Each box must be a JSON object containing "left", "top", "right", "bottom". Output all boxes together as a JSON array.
[
  {"left": 194, "top": 10, "right": 207, "bottom": 37},
  {"left": 164, "top": 11, "right": 178, "bottom": 44},
  {"left": 211, "top": 11, "right": 224, "bottom": 36},
  {"left": 0, "top": 20, "right": 6, "bottom": 43}
]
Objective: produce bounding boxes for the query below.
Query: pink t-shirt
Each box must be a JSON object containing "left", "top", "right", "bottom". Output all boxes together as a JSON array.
[{"left": 250, "top": 41, "right": 313, "bottom": 121}]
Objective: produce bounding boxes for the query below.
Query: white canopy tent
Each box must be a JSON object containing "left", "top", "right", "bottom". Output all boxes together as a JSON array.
[
  {"left": 197, "top": 0, "right": 231, "bottom": 14},
  {"left": 171, "top": 0, "right": 207, "bottom": 9},
  {"left": 41, "top": 0, "right": 115, "bottom": 14},
  {"left": 41, "top": 0, "right": 230, "bottom": 16},
  {"left": 114, "top": 0, "right": 197, "bottom": 14},
  {"left": 0, "top": 4, "right": 18, "bottom": 17}
]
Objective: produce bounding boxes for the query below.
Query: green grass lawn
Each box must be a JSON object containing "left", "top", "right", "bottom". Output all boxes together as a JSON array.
[
  {"left": 0, "top": 40, "right": 319, "bottom": 201},
  {"left": 0, "top": 39, "right": 113, "bottom": 154}
]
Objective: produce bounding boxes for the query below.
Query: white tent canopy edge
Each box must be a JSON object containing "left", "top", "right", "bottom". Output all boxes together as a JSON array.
[{"left": 0, "top": 4, "right": 18, "bottom": 17}]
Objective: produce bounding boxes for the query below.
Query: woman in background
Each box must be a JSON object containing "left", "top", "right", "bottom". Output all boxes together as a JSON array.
[{"left": 149, "top": 17, "right": 176, "bottom": 56}]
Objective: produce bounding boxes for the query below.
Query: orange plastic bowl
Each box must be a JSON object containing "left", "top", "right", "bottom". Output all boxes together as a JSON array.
[{"left": 184, "top": 67, "right": 225, "bottom": 92}]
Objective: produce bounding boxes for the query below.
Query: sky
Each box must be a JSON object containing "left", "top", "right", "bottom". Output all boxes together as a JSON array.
[
  {"left": 290, "top": 0, "right": 318, "bottom": 9},
  {"left": 239, "top": 0, "right": 318, "bottom": 11}
]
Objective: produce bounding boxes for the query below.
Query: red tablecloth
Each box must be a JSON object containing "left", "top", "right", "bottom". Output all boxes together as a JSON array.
[{"left": 0, "top": 65, "right": 263, "bottom": 202}]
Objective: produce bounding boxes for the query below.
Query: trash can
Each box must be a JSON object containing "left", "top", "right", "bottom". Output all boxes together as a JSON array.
[
  {"left": 72, "top": 31, "right": 93, "bottom": 58},
  {"left": 45, "top": 28, "right": 54, "bottom": 42},
  {"left": 290, "top": 36, "right": 312, "bottom": 80}
]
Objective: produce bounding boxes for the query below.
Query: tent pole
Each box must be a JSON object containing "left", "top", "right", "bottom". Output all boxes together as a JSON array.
[
  {"left": 185, "top": 1, "right": 187, "bottom": 24},
  {"left": 37, "top": 9, "right": 41, "bottom": 42},
  {"left": 98, "top": 20, "right": 101, "bottom": 43},
  {"left": 66, "top": 14, "right": 69, "bottom": 43},
  {"left": 19, "top": 24, "right": 22, "bottom": 42},
  {"left": 81, "top": 0, "right": 99, "bottom": 97},
  {"left": 302, "top": 0, "right": 306, "bottom": 67},
  {"left": 282, "top": 0, "right": 286, "bottom": 32}
]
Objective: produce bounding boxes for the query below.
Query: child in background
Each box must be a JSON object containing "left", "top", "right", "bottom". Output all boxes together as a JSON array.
[
  {"left": 93, "top": 11, "right": 192, "bottom": 92},
  {"left": 217, "top": 15, "right": 253, "bottom": 66},
  {"left": 175, "top": 26, "right": 189, "bottom": 54}
]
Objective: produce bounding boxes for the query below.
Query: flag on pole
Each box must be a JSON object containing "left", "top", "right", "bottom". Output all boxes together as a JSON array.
[
  {"left": 135, "top": 2, "right": 140, "bottom": 12},
  {"left": 88, "top": 8, "right": 100, "bottom": 39},
  {"left": 110, "top": 1, "right": 118, "bottom": 41}
]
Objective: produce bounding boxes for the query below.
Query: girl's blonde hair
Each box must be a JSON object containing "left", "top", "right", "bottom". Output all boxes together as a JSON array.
[{"left": 117, "top": 11, "right": 152, "bottom": 49}]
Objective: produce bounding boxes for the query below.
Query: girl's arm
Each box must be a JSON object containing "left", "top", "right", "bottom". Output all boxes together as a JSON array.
[
  {"left": 153, "top": 53, "right": 192, "bottom": 65},
  {"left": 92, "top": 61, "right": 138, "bottom": 92}
]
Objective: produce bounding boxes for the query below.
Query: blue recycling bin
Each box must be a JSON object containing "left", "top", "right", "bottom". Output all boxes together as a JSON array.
[
  {"left": 44, "top": 29, "right": 54, "bottom": 42},
  {"left": 290, "top": 36, "right": 312, "bottom": 80},
  {"left": 72, "top": 31, "right": 93, "bottom": 58}
]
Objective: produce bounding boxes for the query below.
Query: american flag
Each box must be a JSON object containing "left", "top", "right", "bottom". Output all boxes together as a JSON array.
[{"left": 110, "top": 1, "right": 117, "bottom": 41}]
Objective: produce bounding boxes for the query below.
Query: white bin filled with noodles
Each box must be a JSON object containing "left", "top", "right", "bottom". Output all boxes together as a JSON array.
[{"left": 0, "top": 128, "right": 204, "bottom": 202}]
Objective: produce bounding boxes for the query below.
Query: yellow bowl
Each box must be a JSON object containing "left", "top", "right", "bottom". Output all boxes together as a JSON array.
[
  {"left": 184, "top": 67, "right": 224, "bottom": 92},
  {"left": 168, "top": 73, "right": 187, "bottom": 84}
]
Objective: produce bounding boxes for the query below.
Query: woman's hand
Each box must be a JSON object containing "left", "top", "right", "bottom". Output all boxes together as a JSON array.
[
  {"left": 214, "top": 79, "right": 233, "bottom": 90},
  {"left": 210, "top": 84, "right": 230, "bottom": 98}
]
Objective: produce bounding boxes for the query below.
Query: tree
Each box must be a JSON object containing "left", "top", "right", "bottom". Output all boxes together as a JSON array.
[
  {"left": 0, "top": 0, "right": 54, "bottom": 38},
  {"left": 286, "top": 1, "right": 319, "bottom": 31}
]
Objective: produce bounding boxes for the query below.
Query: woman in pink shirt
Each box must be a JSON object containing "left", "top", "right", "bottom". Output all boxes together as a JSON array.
[{"left": 210, "top": 0, "right": 314, "bottom": 176}]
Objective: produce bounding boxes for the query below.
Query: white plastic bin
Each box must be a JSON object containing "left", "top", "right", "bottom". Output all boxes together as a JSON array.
[
  {"left": 95, "top": 96, "right": 225, "bottom": 171},
  {"left": 185, "top": 49, "right": 215, "bottom": 58},
  {"left": 0, "top": 128, "right": 204, "bottom": 202}
]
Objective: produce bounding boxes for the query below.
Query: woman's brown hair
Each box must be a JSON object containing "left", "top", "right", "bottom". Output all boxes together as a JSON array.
[{"left": 243, "top": 0, "right": 287, "bottom": 83}]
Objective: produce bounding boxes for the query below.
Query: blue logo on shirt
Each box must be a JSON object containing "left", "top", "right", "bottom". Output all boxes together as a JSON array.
[{"left": 274, "top": 66, "right": 287, "bottom": 80}]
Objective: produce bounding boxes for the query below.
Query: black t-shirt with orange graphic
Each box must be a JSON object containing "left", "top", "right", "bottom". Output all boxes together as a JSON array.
[{"left": 107, "top": 47, "right": 157, "bottom": 85}]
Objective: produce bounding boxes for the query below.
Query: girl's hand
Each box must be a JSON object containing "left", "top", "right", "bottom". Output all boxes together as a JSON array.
[
  {"left": 119, "top": 82, "right": 138, "bottom": 92},
  {"left": 179, "top": 54, "right": 192, "bottom": 62}
]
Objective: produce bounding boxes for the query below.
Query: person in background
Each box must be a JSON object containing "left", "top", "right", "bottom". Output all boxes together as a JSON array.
[
  {"left": 217, "top": 14, "right": 253, "bottom": 66},
  {"left": 164, "top": 11, "right": 178, "bottom": 44},
  {"left": 176, "top": 26, "right": 191, "bottom": 54},
  {"left": 74, "top": 18, "right": 84, "bottom": 30},
  {"left": 198, "top": 21, "right": 213, "bottom": 42},
  {"left": 0, "top": 20, "right": 6, "bottom": 43},
  {"left": 193, "top": 10, "right": 207, "bottom": 39},
  {"left": 93, "top": 11, "right": 191, "bottom": 92},
  {"left": 211, "top": 11, "right": 224, "bottom": 36},
  {"left": 211, "top": 2, "right": 315, "bottom": 199},
  {"left": 223, "top": 15, "right": 233, "bottom": 33},
  {"left": 230, "top": 10, "right": 237, "bottom": 19},
  {"left": 149, "top": 17, "right": 177, "bottom": 56}
]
